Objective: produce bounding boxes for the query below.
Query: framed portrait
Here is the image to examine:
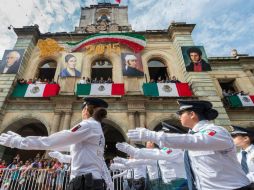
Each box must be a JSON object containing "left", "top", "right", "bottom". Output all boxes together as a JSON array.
[
  {"left": 121, "top": 53, "right": 144, "bottom": 77},
  {"left": 0, "top": 49, "right": 25, "bottom": 74},
  {"left": 181, "top": 46, "right": 211, "bottom": 72},
  {"left": 60, "top": 53, "right": 83, "bottom": 78}
]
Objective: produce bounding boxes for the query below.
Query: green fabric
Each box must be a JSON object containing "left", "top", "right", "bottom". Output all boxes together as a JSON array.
[
  {"left": 11, "top": 84, "right": 28, "bottom": 97},
  {"left": 147, "top": 179, "right": 161, "bottom": 190},
  {"left": 76, "top": 84, "right": 91, "bottom": 96},
  {"left": 142, "top": 83, "right": 159, "bottom": 96},
  {"left": 226, "top": 95, "right": 243, "bottom": 107},
  {"left": 162, "top": 178, "right": 188, "bottom": 190},
  {"left": 67, "top": 33, "right": 146, "bottom": 46}
]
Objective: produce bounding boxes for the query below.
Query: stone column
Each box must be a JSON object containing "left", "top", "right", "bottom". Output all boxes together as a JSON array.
[
  {"left": 51, "top": 112, "right": 61, "bottom": 134},
  {"left": 128, "top": 112, "right": 135, "bottom": 130},
  {"left": 139, "top": 112, "right": 146, "bottom": 128},
  {"left": 63, "top": 112, "right": 72, "bottom": 130}
]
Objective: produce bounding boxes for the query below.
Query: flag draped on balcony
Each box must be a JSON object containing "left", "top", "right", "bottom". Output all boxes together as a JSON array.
[
  {"left": 76, "top": 83, "right": 125, "bottom": 96},
  {"left": 12, "top": 84, "right": 60, "bottom": 97},
  {"left": 226, "top": 95, "right": 254, "bottom": 107},
  {"left": 142, "top": 83, "right": 192, "bottom": 97}
]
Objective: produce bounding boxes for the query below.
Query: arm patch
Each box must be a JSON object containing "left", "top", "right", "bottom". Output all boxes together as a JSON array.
[
  {"left": 200, "top": 129, "right": 216, "bottom": 136},
  {"left": 71, "top": 125, "right": 81, "bottom": 132}
]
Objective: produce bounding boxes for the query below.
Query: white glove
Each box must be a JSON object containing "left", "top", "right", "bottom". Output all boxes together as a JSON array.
[
  {"left": 48, "top": 151, "right": 61, "bottom": 159},
  {"left": 0, "top": 131, "right": 24, "bottom": 148},
  {"left": 113, "top": 157, "right": 128, "bottom": 164},
  {"left": 110, "top": 163, "right": 127, "bottom": 170},
  {"left": 116, "top": 142, "right": 137, "bottom": 156},
  {"left": 127, "top": 128, "right": 164, "bottom": 144}
]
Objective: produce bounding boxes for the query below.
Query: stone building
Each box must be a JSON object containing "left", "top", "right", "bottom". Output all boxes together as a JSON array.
[{"left": 0, "top": 2, "right": 254, "bottom": 163}]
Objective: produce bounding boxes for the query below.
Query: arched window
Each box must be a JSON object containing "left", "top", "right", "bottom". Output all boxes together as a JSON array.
[
  {"left": 38, "top": 60, "right": 57, "bottom": 82},
  {"left": 91, "top": 59, "right": 113, "bottom": 83},
  {"left": 148, "top": 59, "right": 168, "bottom": 82}
]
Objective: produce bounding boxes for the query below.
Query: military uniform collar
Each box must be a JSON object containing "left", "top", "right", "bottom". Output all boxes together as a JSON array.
[
  {"left": 242, "top": 144, "right": 254, "bottom": 154},
  {"left": 192, "top": 120, "right": 209, "bottom": 132}
]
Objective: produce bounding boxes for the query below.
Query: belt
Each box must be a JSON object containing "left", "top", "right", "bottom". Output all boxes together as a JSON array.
[{"left": 234, "top": 183, "right": 254, "bottom": 190}]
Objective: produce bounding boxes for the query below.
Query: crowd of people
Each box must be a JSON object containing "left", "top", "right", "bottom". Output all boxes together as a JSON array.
[
  {"left": 149, "top": 76, "right": 181, "bottom": 83},
  {"left": 17, "top": 78, "right": 57, "bottom": 85},
  {"left": 0, "top": 153, "right": 70, "bottom": 190},
  {"left": 222, "top": 89, "right": 249, "bottom": 97},
  {"left": 78, "top": 76, "right": 114, "bottom": 84}
]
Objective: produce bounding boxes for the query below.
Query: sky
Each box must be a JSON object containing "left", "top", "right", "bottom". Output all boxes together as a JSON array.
[{"left": 0, "top": 0, "right": 253, "bottom": 59}]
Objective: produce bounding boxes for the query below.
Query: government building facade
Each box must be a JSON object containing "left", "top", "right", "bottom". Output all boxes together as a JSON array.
[{"left": 0, "top": 2, "right": 254, "bottom": 163}]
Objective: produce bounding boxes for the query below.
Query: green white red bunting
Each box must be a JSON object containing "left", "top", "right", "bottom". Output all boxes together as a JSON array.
[
  {"left": 226, "top": 95, "right": 254, "bottom": 107},
  {"left": 66, "top": 33, "right": 146, "bottom": 53}
]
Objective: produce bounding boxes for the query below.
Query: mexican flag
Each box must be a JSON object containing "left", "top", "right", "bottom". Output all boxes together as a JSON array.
[
  {"left": 12, "top": 84, "right": 60, "bottom": 97},
  {"left": 226, "top": 95, "right": 254, "bottom": 107},
  {"left": 142, "top": 83, "right": 192, "bottom": 97},
  {"left": 76, "top": 83, "right": 125, "bottom": 96}
]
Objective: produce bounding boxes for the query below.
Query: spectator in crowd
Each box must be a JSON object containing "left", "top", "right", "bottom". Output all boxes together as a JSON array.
[
  {"left": 92, "top": 77, "right": 98, "bottom": 83},
  {"left": 78, "top": 77, "right": 86, "bottom": 84},
  {"left": 99, "top": 77, "right": 104, "bottom": 83},
  {"left": 27, "top": 79, "right": 33, "bottom": 84},
  {"left": 170, "top": 76, "right": 181, "bottom": 83},
  {"left": 106, "top": 77, "right": 113, "bottom": 83},
  {"left": 86, "top": 77, "right": 91, "bottom": 84},
  {"left": 149, "top": 79, "right": 155, "bottom": 83},
  {"left": 222, "top": 89, "right": 230, "bottom": 97},
  {"left": 165, "top": 76, "right": 171, "bottom": 83}
]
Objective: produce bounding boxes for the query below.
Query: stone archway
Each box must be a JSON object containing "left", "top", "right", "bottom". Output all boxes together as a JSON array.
[
  {"left": 0, "top": 118, "right": 48, "bottom": 163},
  {"left": 102, "top": 120, "right": 126, "bottom": 166}
]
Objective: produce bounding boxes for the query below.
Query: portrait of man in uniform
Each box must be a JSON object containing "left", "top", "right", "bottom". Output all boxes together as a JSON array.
[
  {"left": 121, "top": 53, "right": 144, "bottom": 77},
  {"left": 0, "top": 49, "right": 25, "bottom": 74},
  {"left": 181, "top": 46, "right": 211, "bottom": 72},
  {"left": 60, "top": 53, "right": 82, "bottom": 78}
]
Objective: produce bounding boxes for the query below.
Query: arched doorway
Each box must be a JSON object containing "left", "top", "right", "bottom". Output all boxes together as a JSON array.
[
  {"left": 148, "top": 59, "right": 169, "bottom": 82},
  {"left": 102, "top": 122, "right": 126, "bottom": 166},
  {"left": 38, "top": 60, "right": 57, "bottom": 82},
  {"left": 0, "top": 118, "right": 48, "bottom": 164},
  {"left": 91, "top": 59, "right": 113, "bottom": 83}
]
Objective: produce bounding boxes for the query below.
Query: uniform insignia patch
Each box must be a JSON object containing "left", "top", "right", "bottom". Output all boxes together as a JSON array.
[
  {"left": 71, "top": 125, "right": 81, "bottom": 132},
  {"left": 162, "top": 147, "right": 172, "bottom": 154},
  {"left": 200, "top": 129, "right": 216, "bottom": 136}
]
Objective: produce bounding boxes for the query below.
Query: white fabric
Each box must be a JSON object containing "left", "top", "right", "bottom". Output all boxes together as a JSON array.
[
  {"left": 157, "top": 83, "right": 179, "bottom": 97},
  {"left": 48, "top": 151, "right": 71, "bottom": 163},
  {"left": 90, "top": 83, "right": 112, "bottom": 96},
  {"left": 158, "top": 121, "right": 251, "bottom": 190},
  {"left": 238, "top": 95, "right": 254, "bottom": 106},
  {"left": 237, "top": 144, "right": 254, "bottom": 182},
  {"left": 24, "top": 84, "right": 46, "bottom": 97}
]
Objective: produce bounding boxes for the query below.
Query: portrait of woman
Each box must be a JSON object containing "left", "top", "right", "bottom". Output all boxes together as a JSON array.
[{"left": 60, "top": 54, "right": 81, "bottom": 77}]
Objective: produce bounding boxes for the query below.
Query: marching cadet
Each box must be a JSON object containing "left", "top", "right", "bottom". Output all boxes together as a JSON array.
[
  {"left": 127, "top": 99, "right": 253, "bottom": 190},
  {"left": 0, "top": 97, "right": 113, "bottom": 190},
  {"left": 231, "top": 125, "right": 254, "bottom": 182}
]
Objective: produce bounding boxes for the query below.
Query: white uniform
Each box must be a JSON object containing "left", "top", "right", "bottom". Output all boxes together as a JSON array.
[
  {"left": 3, "top": 117, "right": 112, "bottom": 188},
  {"left": 237, "top": 144, "right": 254, "bottom": 181},
  {"left": 158, "top": 120, "right": 251, "bottom": 190},
  {"left": 132, "top": 147, "right": 186, "bottom": 183}
]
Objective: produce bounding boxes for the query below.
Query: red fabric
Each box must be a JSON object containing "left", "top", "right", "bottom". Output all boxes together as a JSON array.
[
  {"left": 176, "top": 83, "right": 192, "bottom": 97},
  {"left": 193, "top": 62, "right": 202, "bottom": 72},
  {"left": 115, "top": 0, "right": 121, "bottom": 3},
  {"left": 112, "top": 83, "right": 125, "bottom": 95},
  {"left": 43, "top": 84, "right": 60, "bottom": 97},
  {"left": 73, "top": 38, "right": 144, "bottom": 53},
  {"left": 250, "top": 95, "right": 254, "bottom": 104}
]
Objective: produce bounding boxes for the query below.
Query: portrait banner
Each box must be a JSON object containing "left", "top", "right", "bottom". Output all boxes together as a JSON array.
[
  {"left": 181, "top": 46, "right": 211, "bottom": 72},
  {"left": 0, "top": 49, "right": 25, "bottom": 74},
  {"left": 121, "top": 53, "right": 144, "bottom": 77},
  {"left": 60, "top": 53, "right": 83, "bottom": 78}
]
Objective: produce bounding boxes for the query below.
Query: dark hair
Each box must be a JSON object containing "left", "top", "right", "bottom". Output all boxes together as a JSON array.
[
  {"left": 187, "top": 47, "right": 202, "bottom": 57},
  {"left": 65, "top": 54, "right": 76, "bottom": 63},
  {"left": 93, "top": 108, "right": 107, "bottom": 123}
]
